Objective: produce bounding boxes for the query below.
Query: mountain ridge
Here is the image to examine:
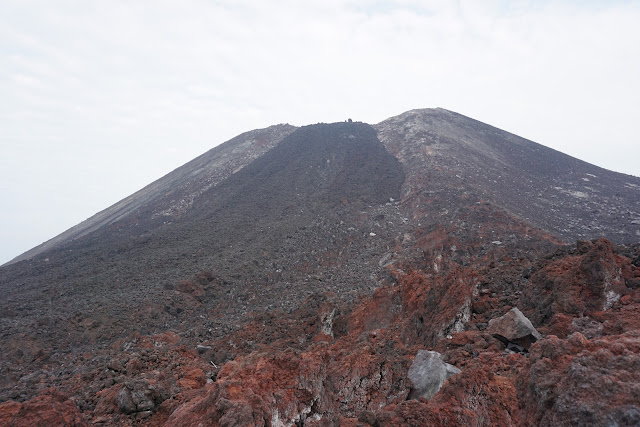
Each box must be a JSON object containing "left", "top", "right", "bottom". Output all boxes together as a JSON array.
[
  {"left": 376, "top": 108, "right": 640, "bottom": 242},
  {"left": 6, "top": 107, "right": 640, "bottom": 267}
]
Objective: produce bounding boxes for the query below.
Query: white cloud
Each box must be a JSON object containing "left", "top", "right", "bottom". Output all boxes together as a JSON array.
[{"left": 1, "top": 0, "right": 639, "bottom": 263}]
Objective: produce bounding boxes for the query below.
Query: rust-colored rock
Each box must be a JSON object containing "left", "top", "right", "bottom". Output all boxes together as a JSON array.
[
  {"left": 522, "top": 239, "right": 633, "bottom": 327},
  {"left": 519, "top": 332, "right": 640, "bottom": 425},
  {"left": 2, "top": 238, "right": 639, "bottom": 426},
  {"left": 0, "top": 389, "right": 86, "bottom": 426}
]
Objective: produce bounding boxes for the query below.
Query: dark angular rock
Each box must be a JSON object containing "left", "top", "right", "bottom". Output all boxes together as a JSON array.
[{"left": 487, "top": 307, "right": 541, "bottom": 350}]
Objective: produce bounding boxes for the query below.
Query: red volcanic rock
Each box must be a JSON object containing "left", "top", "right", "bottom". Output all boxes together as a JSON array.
[
  {"left": 519, "top": 332, "right": 640, "bottom": 426},
  {"left": 94, "top": 384, "right": 121, "bottom": 416},
  {"left": 0, "top": 389, "right": 86, "bottom": 426},
  {"left": 177, "top": 280, "right": 205, "bottom": 302},
  {"left": 165, "top": 239, "right": 640, "bottom": 425},
  {"left": 166, "top": 345, "right": 327, "bottom": 426},
  {"left": 522, "top": 239, "right": 634, "bottom": 330},
  {"left": 177, "top": 367, "right": 206, "bottom": 390},
  {"left": 372, "top": 352, "right": 527, "bottom": 426},
  {"left": 166, "top": 339, "right": 409, "bottom": 425},
  {"left": 0, "top": 401, "right": 21, "bottom": 426},
  {"left": 350, "top": 260, "right": 477, "bottom": 350},
  {"left": 3, "top": 239, "right": 639, "bottom": 425},
  {"left": 151, "top": 331, "right": 181, "bottom": 345},
  {"left": 166, "top": 257, "right": 482, "bottom": 424}
]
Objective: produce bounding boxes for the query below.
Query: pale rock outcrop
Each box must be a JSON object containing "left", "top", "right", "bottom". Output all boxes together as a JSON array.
[{"left": 408, "top": 350, "right": 461, "bottom": 400}]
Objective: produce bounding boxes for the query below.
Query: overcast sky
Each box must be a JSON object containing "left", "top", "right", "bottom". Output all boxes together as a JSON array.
[{"left": 1, "top": 0, "right": 639, "bottom": 264}]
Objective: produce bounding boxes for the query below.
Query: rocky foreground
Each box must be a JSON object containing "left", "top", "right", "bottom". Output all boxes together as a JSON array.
[{"left": 1, "top": 237, "right": 638, "bottom": 426}]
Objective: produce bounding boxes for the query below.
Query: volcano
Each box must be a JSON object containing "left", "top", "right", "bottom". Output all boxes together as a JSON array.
[{"left": 1, "top": 108, "right": 639, "bottom": 426}]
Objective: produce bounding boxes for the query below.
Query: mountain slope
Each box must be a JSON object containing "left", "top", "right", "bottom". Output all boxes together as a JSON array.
[
  {"left": 1, "top": 108, "right": 639, "bottom": 425},
  {"left": 6, "top": 123, "right": 296, "bottom": 266},
  {"left": 376, "top": 108, "right": 640, "bottom": 243},
  {"left": 1, "top": 109, "right": 638, "bottom": 356},
  {"left": 7, "top": 108, "right": 640, "bottom": 269}
]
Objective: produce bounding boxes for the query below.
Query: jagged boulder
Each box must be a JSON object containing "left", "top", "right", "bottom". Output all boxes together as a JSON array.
[
  {"left": 116, "top": 380, "right": 168, "bottom": 415},
  {"left": 487, "top": 307, "right": 541, "bottom": 351},
  {"left": 407, "top": 350, "right": 461, "bottom": 400}
]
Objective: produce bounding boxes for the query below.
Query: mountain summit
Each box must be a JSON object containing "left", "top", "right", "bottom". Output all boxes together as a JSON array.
[
  {"left": 1, "top": 108, "right": 639, "bottom": 426},
  {"left": 7, "top": 108, "right": 639, "bottom": 267}
]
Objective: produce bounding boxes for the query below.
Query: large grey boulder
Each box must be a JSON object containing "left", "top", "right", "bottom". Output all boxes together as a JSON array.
[
  {"left": 408, "top": 350, "right": 461, "bottom": 400},
  {"left": 487, "top": 307, "right": 541, "bottom": 351}
]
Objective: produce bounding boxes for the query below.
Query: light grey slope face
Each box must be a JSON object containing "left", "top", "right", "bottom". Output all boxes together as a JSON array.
[
  {"left": 6, "top": 124, "right": 296, "bottom": 265},
  {"left": 376, "top": 108, "right": 640, "bottom": 243}
]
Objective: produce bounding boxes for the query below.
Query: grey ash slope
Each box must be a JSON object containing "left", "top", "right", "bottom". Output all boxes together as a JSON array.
[
  {"left": 376, "top": 108, "right": 640, "bottom": 244},
  {"left": 0, "top": 122, "right": 406, "bottom": 361},
  {"left": 6, "top": 124, "right": 297, "bottom": 266}
]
